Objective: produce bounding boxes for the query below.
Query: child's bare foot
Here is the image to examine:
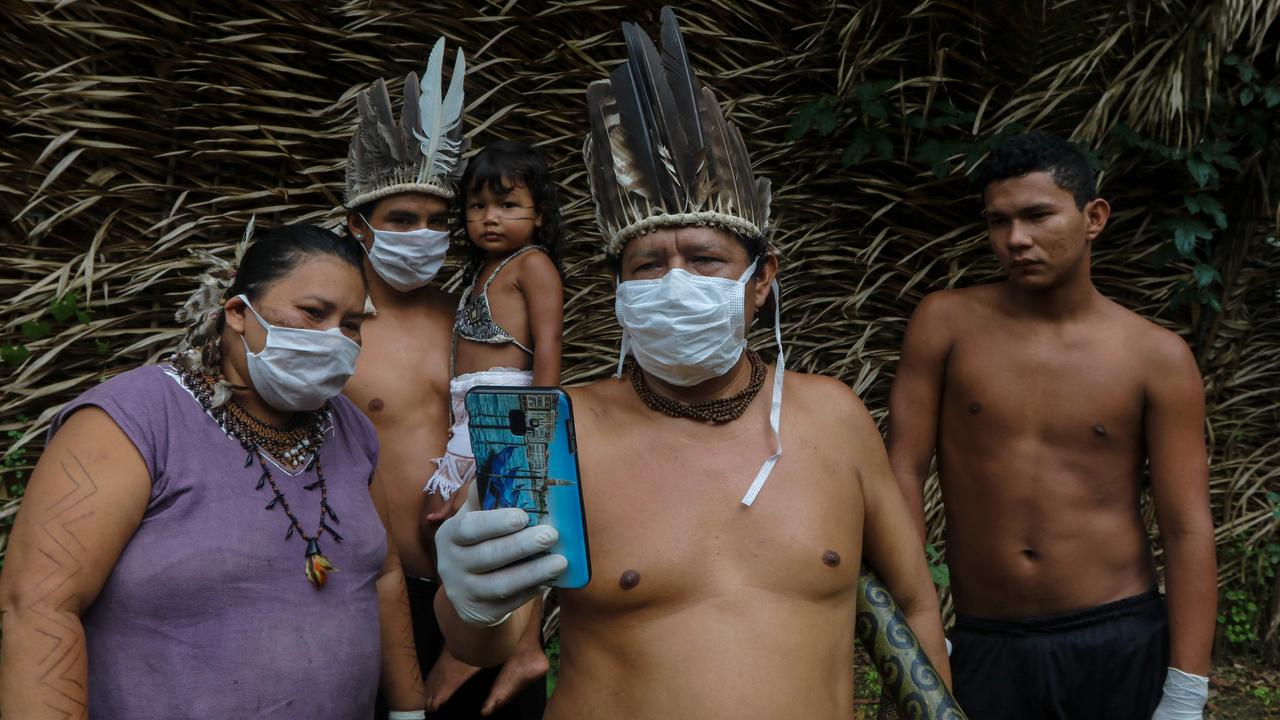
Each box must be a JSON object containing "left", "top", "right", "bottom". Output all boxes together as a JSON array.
[
  {"left": 480, "top": 630, "right": 550, "bottom": 715},
  {"left": 423, "top": 647, "right": 481, "bottom": 712}
]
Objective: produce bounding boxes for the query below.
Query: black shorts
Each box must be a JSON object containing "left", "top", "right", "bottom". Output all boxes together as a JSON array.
[
  {"left": 950, "top": 591, "right": 1168, "bottom": 720},
  {"left": 375, "top": 574, "right": 547, "bottom": 720}
]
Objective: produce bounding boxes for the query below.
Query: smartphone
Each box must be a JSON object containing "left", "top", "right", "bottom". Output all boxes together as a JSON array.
[{"left": 464, "top": 386, "right": 591, "bottom": 589}]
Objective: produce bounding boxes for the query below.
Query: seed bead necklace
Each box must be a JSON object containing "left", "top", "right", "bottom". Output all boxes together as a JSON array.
[
  {"left": 628, "top": 349, "right": 767, "bottom": 424},
  {"left": 177, "top": 368, "right": 342, "bottom": 587}
]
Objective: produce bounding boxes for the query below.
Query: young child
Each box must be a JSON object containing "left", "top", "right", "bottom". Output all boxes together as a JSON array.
[{"left": 425, "top": 140, "right": 565, "bottom": 500}]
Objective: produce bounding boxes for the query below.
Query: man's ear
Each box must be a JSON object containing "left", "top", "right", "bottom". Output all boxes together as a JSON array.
[
  {"left": 347, "top": 212, "right": 370, "bottom": 245},
  {"left": 1084, "top": 197, "right": 1110, "bottom": 242},
  {"left": 752, "top": 252, "right": 779, "bottom": 309},
  {"left": 223, "top": 294, "right": 248, "bottom": 335}
]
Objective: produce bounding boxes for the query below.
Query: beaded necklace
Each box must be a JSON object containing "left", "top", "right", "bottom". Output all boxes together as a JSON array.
[
  {"left": 628, "top": 349, "right": 767, "bottom": 424},
  {"left": 177, "top": 368, "right": 342, "bottom": 587}
]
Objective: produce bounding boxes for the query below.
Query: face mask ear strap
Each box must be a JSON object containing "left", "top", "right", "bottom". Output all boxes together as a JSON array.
[
  {"left": 236, "top": 295, "right": 264, "bottom": 326},
  {"left": 740, "top": 278, "right": 784, "bottom": 507},
  {"left": 614, "top": 332, "right": 630, "bottom": 378}
]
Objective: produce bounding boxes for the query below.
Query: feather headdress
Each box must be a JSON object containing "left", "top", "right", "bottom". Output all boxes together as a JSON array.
[
  {"left": 345, "top": 37, "right": 468, "bottom": 208},
  {"left": 584, "top": 8, "right": 772, "bottom": 256},
  {"left": 172, "top": 217, "right": 255, "bottom": 406}
]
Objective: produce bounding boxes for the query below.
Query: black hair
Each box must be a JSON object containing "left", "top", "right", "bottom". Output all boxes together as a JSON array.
[
  {"left": 458, "top": 140, "right": 564, "bottom": 273},
  {"left": 976, "top": 130, "right": 1097, "bottom": 209},
  {"left": 225, "top": 223, "right": 366, "bottom": 314}
]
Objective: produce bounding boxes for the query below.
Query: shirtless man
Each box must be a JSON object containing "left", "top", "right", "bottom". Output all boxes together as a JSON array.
[
  {"left": 888, "top": 130, "right": 1217, "bottom": 719},
  {"left": 339, "top": 46, "right": 546, "bottom": 719},
  {"left": 428, "top": 12, "right": 950, "bottom": 719}
]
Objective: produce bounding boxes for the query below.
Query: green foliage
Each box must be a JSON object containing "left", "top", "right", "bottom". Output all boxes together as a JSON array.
[
  {"left": 788, "top": 49, "right": 1280, "bottom": 315},
  {"left": 1217, "top": 539, "right": 1280, "bottom": 650},
  {"left": 1108, "top": 52, "right": 1280, "bottom": 313},
  {"left": 860, "top": 664, "right": 881, "bottom": 699},
  {"left": 787, "top": 81, "right": 1008, "bottom": 178},
  {"left": 1219, "top": 588, "right": 1261, "bottom": 645},
  {"left": 924, "top": 543, "right": 950, "bottom": 588},
  {"left": 0, "top": 424, "right": 31, "bottom": 570},
  {"left": 545, "top": 634, "right": 560, "bottom": 698},
  {"left": 2, "top": 291, "right": 94, "bottom": 367}
]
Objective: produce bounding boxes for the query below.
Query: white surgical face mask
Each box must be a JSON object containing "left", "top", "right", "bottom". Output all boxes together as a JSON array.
[
  {"left": 615, "top": 260, "right": 757, "bottom": 387},
  {"left": 239, "top": 295, "right": 361, "bottom": 412},
  {"left": 361, "top": 216, "right": 449, "bottom": 291},
  {"left": 614, "top": 260, "right": 786, "bottom": 507}
]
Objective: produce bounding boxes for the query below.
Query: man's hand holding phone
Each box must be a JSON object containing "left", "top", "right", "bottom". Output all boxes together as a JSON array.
[{"left": 435, "top": 482, "right": 568, "bottom": 627}]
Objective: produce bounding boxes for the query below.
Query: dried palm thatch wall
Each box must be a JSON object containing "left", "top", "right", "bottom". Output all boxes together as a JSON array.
[{"left": 2, "top": 1, "right": 1278, "bottom": 652}]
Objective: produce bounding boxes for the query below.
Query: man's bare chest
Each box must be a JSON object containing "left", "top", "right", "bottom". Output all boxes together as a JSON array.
[
  {"left": 345, "top": 315, "right": 450, "bottom": 420},
  {"left": 942, "top": 331, "right": 1146, "bottom": 445},
  {"left": 567, "top": 435, "right": 862, "bottom": 617}
]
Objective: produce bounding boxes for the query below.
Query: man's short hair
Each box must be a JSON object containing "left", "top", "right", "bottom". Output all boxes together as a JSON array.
[{"left": 977, "top": 130, "right": 1097, "bottom": 209}]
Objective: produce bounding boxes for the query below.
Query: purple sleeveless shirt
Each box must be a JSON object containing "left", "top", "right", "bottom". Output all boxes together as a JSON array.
[{"left": 51, "top": 364, "right": 386, "bottom": 719}]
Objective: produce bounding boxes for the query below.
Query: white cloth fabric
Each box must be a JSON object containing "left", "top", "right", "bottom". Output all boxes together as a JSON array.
[{"left": 424, "top": 367, "right": 533, "bottom": 499}]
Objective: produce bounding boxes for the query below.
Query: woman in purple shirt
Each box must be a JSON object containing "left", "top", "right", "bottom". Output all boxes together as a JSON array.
[{"left": 0, "top": 224, "right": 427, "bottom": 719}]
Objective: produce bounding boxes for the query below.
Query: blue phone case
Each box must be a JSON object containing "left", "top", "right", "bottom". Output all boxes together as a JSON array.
[{"left": 464, "top": 386, "right": 591, "bottom": 589}]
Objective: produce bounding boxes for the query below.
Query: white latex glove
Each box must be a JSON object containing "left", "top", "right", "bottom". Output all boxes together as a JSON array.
[
  {"left": 1150, "top": 667, "right": 1209, "bottom": 720},
  {"left": 435, "top": 482, "right": 568, "bottom": 627},
  {"left": 387, "top": 711, "right": 426, "bottom": 720}
]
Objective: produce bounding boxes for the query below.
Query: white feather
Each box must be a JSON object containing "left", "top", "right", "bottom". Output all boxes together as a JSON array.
[{"left": 415, "top": 38, "right": 466, "bottom": 183}]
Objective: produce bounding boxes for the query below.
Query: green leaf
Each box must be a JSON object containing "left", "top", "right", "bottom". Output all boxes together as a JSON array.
[
  {"left": 814, "top": 104, "right": 839, "bottom": 137},
  {"left": 929, "top": 562, "right": 951, "bottom": 587},
  {"left": 1201, "top": 139, "right": 1240, "bottom": 170},
  {"left": 95, "top": 339, "right": 110, "bottom": 355},
  {"left": 842, "top": 133, "right": 872, "bottom": 167},
  {"left": 787, "top": 99, "right": 830, "bottom": 142},
  {"left": 1238, "top": 63, "right": 1256, "bottom": 84},
  {"left": 1193, "top": 263, "right": 1221, "bottom": 288},
  {"left": 47, "top": 291, "right": 82, "bottom": 324},
  {"left": 21, "top": 321, "right": 52, "bottom": 341},
  {"left": 1264, "top": 86, "right": 1280, "bottom": 108},
  {"left": 862, "top": 98, "right": 888, "bottom": 121},
  {"left": 1161, "top": 217, "right": 1214, "bottom": 255},
  {"left": 906, "top": 114, "right": 927, "bottom": 129},
  {"left": 1240, "top": 87, "right": 1255, "bottom": 106},
  {"left": 1185, "top": 157, "right": 1214, "bottom": 188},
  {"left": 1184, "top": 193, "right": 1227, "bottom": 229},
  {"left": 1, "top": 345, "right": 30, "bottom": 366},
  {"left": 75, "top": 310, "right": 92, "bottom": 325}
]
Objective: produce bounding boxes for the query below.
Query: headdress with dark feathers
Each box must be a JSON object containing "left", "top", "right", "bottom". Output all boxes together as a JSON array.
[
  {"left": 345, "top": 37, "right": 468, "bottom": 208},
  {"left": 584, "top": 8, "right": 772, "bottom": 256}
]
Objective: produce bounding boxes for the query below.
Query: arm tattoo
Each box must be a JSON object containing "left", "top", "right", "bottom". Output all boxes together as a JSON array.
[{"left": 27, "top": 451, "right": 100, "bottom": 719}]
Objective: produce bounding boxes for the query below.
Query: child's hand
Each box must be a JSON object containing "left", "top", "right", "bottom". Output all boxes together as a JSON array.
[{"left": 425, "top": 480, "right": 472, "bottom": 524}]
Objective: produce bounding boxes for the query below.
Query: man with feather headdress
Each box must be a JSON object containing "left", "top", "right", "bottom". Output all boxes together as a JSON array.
[
  {"left": 340, "top": 39, "right": 548, "bottom": 720},
  {"left": 430, "top": 11, "right": 952, "bottom": 719}
]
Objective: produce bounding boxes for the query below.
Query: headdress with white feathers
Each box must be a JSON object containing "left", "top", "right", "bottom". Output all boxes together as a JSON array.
[
  {"left": 584, "top": 8, "right": 772, "bottom": 256},
  {"left": 345, "top": 37, "right": 468, "bottom": 208}
]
